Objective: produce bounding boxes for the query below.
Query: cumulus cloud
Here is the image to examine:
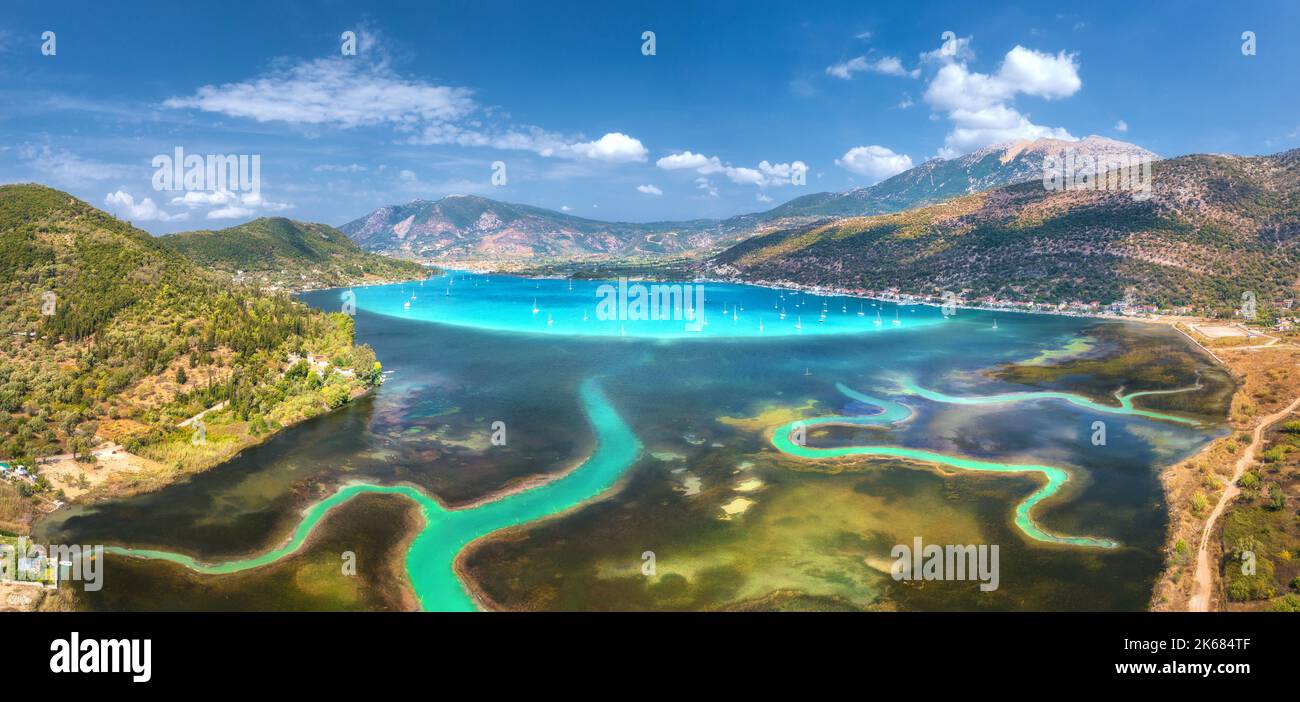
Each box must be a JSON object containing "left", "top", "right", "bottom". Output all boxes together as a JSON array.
[
  {"left": 568, "top": 133, "right": 648, "bottom": 163},
  {"left": 657, "top": 150, "right": 807, "bottom": 188},
  {"left": 1114, "top": 119, "right": 1128, "bottom": 133},
  {"left": 922, "top": 42, "right": 1081, "bottom": 156},
  {"left": 166, "top": 53, "right": 645, "bottom": 164},
  {"left": 835, "top": 145, "right": 914, "bottom": 180},
  {"left": 636, "top": 184, "right": 663, "bottom": 196},
  {"left": 104, "top": 190, "right": 186, "bottom": 222},
  {"left": 826, "top": 55, "right": 918, "bottom": 79},
  {"left": 168, "top": 189, "right": 293, "bottom": 219},
  {"left": 656, "top": 151, "right": 724, "bottom": 173}
]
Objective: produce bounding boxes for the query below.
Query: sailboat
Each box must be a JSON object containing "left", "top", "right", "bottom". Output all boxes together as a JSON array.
[
  {"left": 857, "top": 302, "right": 865, "bottom": 317},
  {"left": 779, "top": 307, "right": 787, "bottom": 320},
  {"left": 873, "top": 309, "right": 882, "bottom": 326},
  {"left": 732, "top": 308, "right": 738, "bottom": 321},
  {"left": 403, "top": 300, "right": 411, "bottom": 309},
  {"left": 992, "top": 318, "right": 999, "bottom": 330},
  {"left": 758, "top": 318, "right": 764, "bottom": 334},
  {"left": 795, "top": 316, "right": 803, "bottom": 330},
  {"left": 546, "top": 312, "right": 554, "bottom": 326},
  {"left": 531, "top": 298, "right": 539, "bottom": 315},
  {"left": 582, "top": 309, "right": 589, "bottom": 321},
  {"left": 892, "top": 308, "right": 901, "bottom": 326}
]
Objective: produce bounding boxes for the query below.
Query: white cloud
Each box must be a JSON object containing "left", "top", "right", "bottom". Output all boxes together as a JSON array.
[
  {"left": 560, "top": 205, "right": 572, "bottom": 211},
  {"left": 636, "top": 184, "right": 663, "bottom": 196},
  {"left": 168, "top": 189, "right": 293, "bottom": 219},
  {"left": 104, "top": 190, "right": 186, "bottom": 222},
  {"left": 568, "top": 132, "right": 648, "bottom": 163},
  {"left": 166, "top": 54, "right": 645, "bottom": 165},
  {"left": 756, "top": 193, "right": 773, "bottom": 203},
  {"left": 1114, "top": 119, "right": 1128, "bottom": 133},
  {"left": 826, "top": 55, "right": 918, "bottom": 80},
  {"left": 922, "top": 42, "right": 1082, "bottom": 156},
  {"left": 413, "top": 124, "right": 646, "bottom": 163},
  {"left": 695, "top": 177, "right": 718, "bottom": 198},
  {"left": 658, "top": 151, "right": 807, "bottom": 188},
  {"left": 656, "top": 151, "right": 724, "bottom": 173},
  {"left": 165, "top": 58, "right": 474, "bottom": 129},
  {"left": 835, "top": 145, "right": 914, "bottom": 180}
]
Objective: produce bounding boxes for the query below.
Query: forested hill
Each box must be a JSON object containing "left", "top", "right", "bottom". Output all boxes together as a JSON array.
[
  {"left": 0, "top": 184, "right": 380, "bottom": 506},
  {"left": 162, "top": 217, "right": 428, "bottom": 290}
]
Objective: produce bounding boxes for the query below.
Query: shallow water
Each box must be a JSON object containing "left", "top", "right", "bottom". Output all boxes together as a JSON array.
[{"left": 39, "top": 273, "right": 1226, "bottom": 611}]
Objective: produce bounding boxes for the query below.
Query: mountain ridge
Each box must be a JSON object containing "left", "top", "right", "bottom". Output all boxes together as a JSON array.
[
  {"left": 338, "top": 136, "right": 1157, "bottom": 263},
  {"left": 703, "top": 148, "right": 1300, "bottom": 313},
  {"left": 161, "top": 217, "right": 428, "bottom": 291}
]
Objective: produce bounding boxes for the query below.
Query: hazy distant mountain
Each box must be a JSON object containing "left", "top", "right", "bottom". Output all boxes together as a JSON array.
[
  {"left": 162, "top": 217, "right": 428, "bottom": 290},
  {"left": 706, "top": 148, "right": 1300, "bottom": 312},
  {"left": 338, "top": 195, "right": 723, "bottom": 262},
  {"left": 339, "top": 137, "right": 1157, "bottom": 263}
]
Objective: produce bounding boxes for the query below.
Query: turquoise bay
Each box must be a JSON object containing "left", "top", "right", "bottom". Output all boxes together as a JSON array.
[{"left": 346, "top": 270, "right": 947, "bottom": 338}]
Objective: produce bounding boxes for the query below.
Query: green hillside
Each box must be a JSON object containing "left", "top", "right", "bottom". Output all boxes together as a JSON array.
[
  {"left": 0, "top": 184, "right": 384, "bottom": 516},
  {"left": 163, "top": 217, "right": 427, "bottom": 290}
]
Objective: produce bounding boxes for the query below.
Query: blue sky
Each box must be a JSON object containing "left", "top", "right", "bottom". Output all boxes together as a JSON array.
[{"left": 2, "top": 0, "right": 1297, "bottom": 233}]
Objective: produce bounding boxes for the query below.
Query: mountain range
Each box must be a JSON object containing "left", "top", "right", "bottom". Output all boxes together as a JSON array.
[
  {"left": 705, "top": 148, "right": 1300, "bottom": 311},
  {"left": 339, "top": 136, "right": 1157, "bottom": 264},
  {"left": 339, "top": 195, "right": 720, "bottom": 262}
]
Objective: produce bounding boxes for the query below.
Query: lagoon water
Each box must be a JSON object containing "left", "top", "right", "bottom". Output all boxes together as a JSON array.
[
  {"left": 347, "top": 270, "right": 945, "bottom": 338},
  {"left": 40, "top": 272, "right": 1225, "bottom": 611}
]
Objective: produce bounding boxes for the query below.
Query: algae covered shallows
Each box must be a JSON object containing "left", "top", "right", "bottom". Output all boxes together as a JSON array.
[{"left": 107, "top": 377, "right": 642, "bottom": 611}]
